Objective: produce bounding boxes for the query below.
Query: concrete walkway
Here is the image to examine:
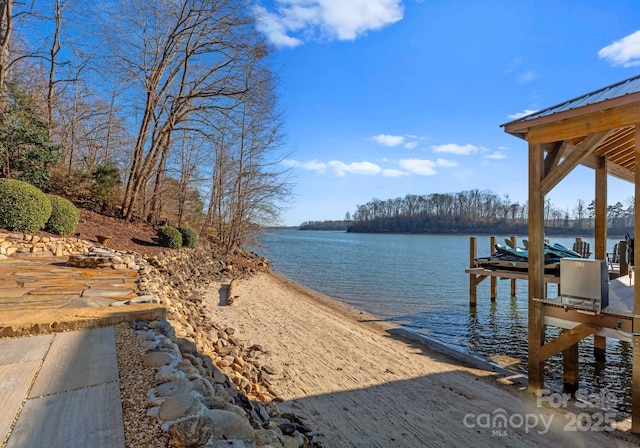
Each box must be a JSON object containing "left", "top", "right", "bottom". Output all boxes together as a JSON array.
[
  {"left": 0, "top": 255, "right": 166, "bottom": 447},
  {"left": 1, "top": 327, "right": 124, "bottom": 447}
]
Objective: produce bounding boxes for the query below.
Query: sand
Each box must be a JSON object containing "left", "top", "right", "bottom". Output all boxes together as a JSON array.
[{"left": 204, "top": 271, "right": 639, "bottom": 448}]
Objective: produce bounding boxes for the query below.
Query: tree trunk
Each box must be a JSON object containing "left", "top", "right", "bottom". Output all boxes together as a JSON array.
[{"left": 0, "top": 0, "right": 12, "bottom": 113}]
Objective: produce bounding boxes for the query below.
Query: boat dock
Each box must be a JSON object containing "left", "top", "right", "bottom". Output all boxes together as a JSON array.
[
  {"left": 466, "top": 236, "right": 629, "bottom": 304},
  {"left": 465, "top": 235, "right": 633, "bottom": 373}
]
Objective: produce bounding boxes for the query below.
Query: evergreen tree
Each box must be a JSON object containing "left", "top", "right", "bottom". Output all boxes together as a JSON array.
[{"left": 0, "top": 82, "right": 63, "bottom": 190}]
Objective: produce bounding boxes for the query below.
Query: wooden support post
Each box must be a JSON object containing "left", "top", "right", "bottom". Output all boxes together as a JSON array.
[
  {"left": 594, "top": 156, "right": 607, "bottom": 262},
  {"left": 510, "top": 236, "right": 517, "bottom": 297},
  {"left": 490, "top": 236, "right": 497, "bottom": 301},
  {"left": 594, "top": 335, "right": 606, "bottom": 362},
  {"left": 594, "top": 157, "right": 609, "bottom": 362},
  {"left": 634, "top": 330, "right": 640, "bottom": 433},
  {"left": 470, "top": 236, "right": 477, "bottom": 307},
  {"left": 632, "top": 124, "right": 640, "bottom": 434},
  {"left": 528, "top": 142, "right": 546, "bottom": 394},
  {"left": 562, "top": 330, "right": 580, "bottom": 394},
  {"left": 621, "top": 239, "right": 629, "bottom": 277}
]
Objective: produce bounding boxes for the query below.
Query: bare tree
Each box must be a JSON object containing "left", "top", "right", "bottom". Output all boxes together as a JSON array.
[
  {"left": 96, "top": 0, "right": 261, "bottom": 221},
  {"left": 46, "top": 0, "right": 63, "bottom": 134},
  {"left": 0, "top": 0, "right": 11, "bottom": 110}
]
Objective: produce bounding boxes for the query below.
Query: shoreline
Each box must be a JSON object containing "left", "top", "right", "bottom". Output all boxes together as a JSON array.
[
  {"left": 203, "top": 269, "right": 639, "bottom": 447},
  {"left": 267, "top": 270, "right": 529, "bottom": 387}
]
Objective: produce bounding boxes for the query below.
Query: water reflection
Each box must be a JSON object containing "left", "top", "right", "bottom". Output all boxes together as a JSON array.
[{"left": 255, "top": 231, "right": 633, "bottom": 416}]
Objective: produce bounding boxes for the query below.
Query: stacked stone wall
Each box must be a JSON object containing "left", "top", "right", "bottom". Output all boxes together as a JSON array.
[{"left": 0, "top": 231, "right": 93, "bottom": 257}]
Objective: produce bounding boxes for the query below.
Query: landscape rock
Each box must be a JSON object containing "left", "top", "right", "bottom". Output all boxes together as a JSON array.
[
  {"left": 158, "top": 393, "right": 200, "bottom": 421},
  {"left": 156, "top": 379, "right": 193, "bottom": 397},
  {"left": 206, "top": 409, "right": 256, "bottom": 444},
  {"left": 142, "top": 352, "right": 173, "bottom": 367},
  {"left": 69, "top": 242, "right": 324, "bottom": 447},
  {"left": 168, "top": 416, "right": 215, "bottom": 448}
]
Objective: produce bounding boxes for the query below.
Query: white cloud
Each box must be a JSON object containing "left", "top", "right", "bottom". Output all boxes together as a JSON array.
[
  {"left": 255, "top": 0, "right": 404, "bottom": 47},
  {"left": 504, "top": 57, "right": 524, "bottom": 74},
  {"left": 382, "top": 168, "right": 406, "bottom": 177},
  {"left": 507, "top": 109, "right": 538, "bottom": 120},
  {"left": 403, "top": 141, "right": 418, "bottom": 149},
  {"left": 398, "top": 158, "right": 437, "bottom": 176},
  {"left": 505, "top": 58, "right": 538, "bottom": 84},
  {"left": 285, "top": 158, "right": 383, "bottom": 176},
  {"left": 435, "top": 158, "right": 458, "bottom": 167},
  {"left": 328, "top": 160, "right": 382, "bottom": 176},
  {"left": 282, "top": 158, "right": 327, "bottom": 172},
  {"left": 599, "top": 30, "right": 640, "bottom": 67},
  {"left": 371, "top": 134, "right": 405, "bottom": 147},
  {"left": 485, "top": 151, "right": 507, "bottom": 160},
  {"left": 254, "top": 6, "right": 304, "bottom": 47},
  {"left": 286, "top": 157, "right": 458, "bottom": 178},
  {"left": 517, "top": 70, "right": 538, "bottom": 84},
  {"left": 431, "top": 143, "right": 478, "bottom": 155}
]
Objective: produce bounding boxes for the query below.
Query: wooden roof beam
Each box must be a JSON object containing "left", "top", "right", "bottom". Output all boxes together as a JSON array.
[
  {"left": 504, "top": 92, "right": 640, "bottom": 139},
  {"left": 525, "top": 101, "right": 640, "bottom": 144},
  {"left": 543, "top": 142, "right": 564, "bottom": 176},
  {"left": 578, "top": 153, "right": 635, "bottom": 182},
  {"left": 541, "top": 130, "right": 613, "bottom": 195}
]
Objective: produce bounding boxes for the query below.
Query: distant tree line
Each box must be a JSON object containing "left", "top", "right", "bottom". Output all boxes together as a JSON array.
[
  {"left": 299, "top": 220, "right": 348, "bottom": 231},
  {"left": 343, "top": 190, "right": 634, "bottom": 235}
]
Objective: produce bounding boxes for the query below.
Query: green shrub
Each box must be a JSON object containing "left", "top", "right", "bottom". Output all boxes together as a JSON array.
[
  {"left": 91, "top": 163, "right": 122, "bottom": 213},
  {"left": 157, "top": 225, "right": 182, "bottom": 249},
  {"left": 178, "top": 226, "right": 199, "bottom": 249},
  {"left": 0, "top": 179, "right": 52, "bottom": 233},
  {"left": 45, "top": 195, "right": 80, "bottom": 235}
]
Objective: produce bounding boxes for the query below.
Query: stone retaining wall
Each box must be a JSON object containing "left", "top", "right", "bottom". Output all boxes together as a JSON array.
[
  {"left": 0, "top": 230, "right": 93, "bottom": 257},
  {"left": 0, "top": 229, "right": 313, "bottom": 446},
  {"left": 131, "top": 248, "right": 318, "bottom": 446}
]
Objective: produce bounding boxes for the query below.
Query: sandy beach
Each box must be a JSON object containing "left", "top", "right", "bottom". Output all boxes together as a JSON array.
[{"left": 204, "top": 271, "right": 639, "bottom": 448}]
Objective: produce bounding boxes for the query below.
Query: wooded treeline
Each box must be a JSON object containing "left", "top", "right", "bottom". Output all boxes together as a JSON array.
[
  {"left": 346, "top": 190, "right": 635, "bottom": 235},
  {"left": 0, "top": 0, "right": 291, "bottom": 250}
]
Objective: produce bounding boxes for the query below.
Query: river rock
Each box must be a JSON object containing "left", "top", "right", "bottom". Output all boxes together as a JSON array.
[
  {"left": 158, "top": 393, "right": 200, "bottom": 421},
  {"left": 283, "top": 435, "right": 299, "bottom": 448},
  {"left": 177, "top": 337, "right": 197, "bottom": 355},
  {"left": 168, "top": 415, "right": 215, "bottom": 448},
  {"left": 142, "top": 351, "right": 173, "bottom": 367},
  {"left": 155, "top": 365, "right": 182, "bottom": 383},
  {"left": 156, "top": 378, "right": 193, "bottom": 397},
  {"left": 205, "top": 409, "right": 256, "bottom": 444},
  {"left": 256, "top": 429, "right": 285, "bottom": 446}
]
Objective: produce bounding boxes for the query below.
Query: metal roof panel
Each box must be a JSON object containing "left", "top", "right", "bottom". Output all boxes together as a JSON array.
[{"left": 503, "top": 74, "right": 640, "bottom": 125}]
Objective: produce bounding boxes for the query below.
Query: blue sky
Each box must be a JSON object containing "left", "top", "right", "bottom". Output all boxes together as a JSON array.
[{"left": 254, "top": 0, "right": 639, "bottom": 226}]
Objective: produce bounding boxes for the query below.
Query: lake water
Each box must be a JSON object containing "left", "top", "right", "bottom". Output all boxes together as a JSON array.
[{"left": 252, "top": 230, "right": 632, "bottom": 414}]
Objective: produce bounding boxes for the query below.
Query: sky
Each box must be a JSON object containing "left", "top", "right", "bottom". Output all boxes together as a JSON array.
[{"left": 253, "top": 0, "right": 640, "bottom": 226}]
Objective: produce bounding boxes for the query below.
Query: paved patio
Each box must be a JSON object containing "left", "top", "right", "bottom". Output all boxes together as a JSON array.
[{"left": 0, "top": 255, "right": 165, "bottom": 447}]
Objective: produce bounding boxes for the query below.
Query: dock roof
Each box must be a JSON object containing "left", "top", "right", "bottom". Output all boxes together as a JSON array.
[{"left": 502, "top": 74, "right": 640, "bottom": 182}]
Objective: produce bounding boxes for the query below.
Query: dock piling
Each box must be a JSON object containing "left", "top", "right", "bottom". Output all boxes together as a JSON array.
[
  {"left": 469, "top": 236, "right": 477, "bottom": 307},
  {"left": 490, "top": 236, "right": 497, "bottom": 301},
  {"left": 510, "top": 235, "right": 517, "bottom": 297}
]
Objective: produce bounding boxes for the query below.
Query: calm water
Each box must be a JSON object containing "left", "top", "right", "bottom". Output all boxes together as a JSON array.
[{"left": 252, "top": 230, "right": 632, "bottom": 414}]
